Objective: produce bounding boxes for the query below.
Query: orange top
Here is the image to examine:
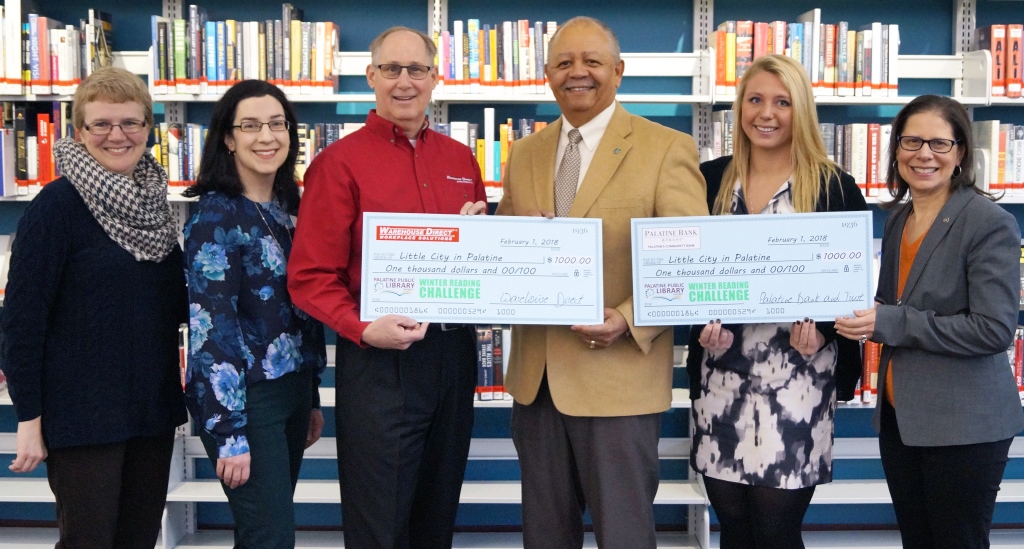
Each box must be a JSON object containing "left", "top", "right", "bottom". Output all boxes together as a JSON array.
[{"left": 885, "top": 225, "right": 925, "bottom": 406}]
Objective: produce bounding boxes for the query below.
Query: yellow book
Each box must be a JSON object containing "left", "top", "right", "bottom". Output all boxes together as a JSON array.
[
  {"left": 291, "top": 20, "right": 302, "bottom": 83},
  {"left": 499, "top": 123, "right": 509, "bottom": 179},
  {"left": 476, "top": 139, "right": 486, "bottom": 181},
  {"left": 489, "top": 29, "right": 498, "bottom": 82}
]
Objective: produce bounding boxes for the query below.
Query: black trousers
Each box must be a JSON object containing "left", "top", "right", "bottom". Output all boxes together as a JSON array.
[
  {"left": 45, "top": 432, "right": 176, "bottom": 549},
  {"left": 879, "top": 401, "right": 1012, "bottom": 549},
  {"left": 702, "top": 475, "right": 816, "bottom": 549},
  {"left": 199, "top": 368, "right": 314, "bottom": 549},
  {"left": 512, "top": 375, "right": 662, "bottom": 549},
  {"left": 335, "top": 324, "right": 477, "bottom": 549}
]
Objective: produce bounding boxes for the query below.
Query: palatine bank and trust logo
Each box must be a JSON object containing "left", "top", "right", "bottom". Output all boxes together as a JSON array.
[
  {"left": 641, "top": 227, "right": 700, "bottom": 250},
  {"left": 376, "top": 225, "right": 460, "bottom": 242}
]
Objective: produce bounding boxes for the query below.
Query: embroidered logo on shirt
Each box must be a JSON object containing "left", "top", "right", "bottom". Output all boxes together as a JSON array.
[{"left": 446, "top": 175, "right": 475, "bottom": 184}]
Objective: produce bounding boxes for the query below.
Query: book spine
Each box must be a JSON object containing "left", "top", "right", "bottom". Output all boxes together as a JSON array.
[
  {"left": 1006, "top": 25, "right": 1022, "bottom": 98},
  {"left": 735, "top": 21, "right": 753, "bottom": 84}
]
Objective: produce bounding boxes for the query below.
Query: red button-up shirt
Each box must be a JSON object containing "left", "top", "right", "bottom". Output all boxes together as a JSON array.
[{"left": 288, "top": 110, "right": 487, "bottom": 345}]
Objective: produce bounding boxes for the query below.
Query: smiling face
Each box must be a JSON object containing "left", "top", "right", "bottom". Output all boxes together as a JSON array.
[
  {"left": 739, "top": 71, "right": 793, "bottom": 154},
  {"left": 545, "top": 21, "right": 624, "bottom": 128},
  {"left": 366, "top": 30, "right": 437, "bottom": 139},
  {"left": 224, "top": 95, "right": 290, "bottom": 190},
  {"left": 896, "top": 111, "right": 962, "bottom": 199},
  {"left": 80, "top": 101, "right": 149, "bottom": 177}
]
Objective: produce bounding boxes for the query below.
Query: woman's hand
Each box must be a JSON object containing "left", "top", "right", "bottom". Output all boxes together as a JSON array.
[
  {"left": 835, "top": 307, "right": 876, "bottom": 342},
  {"left": 9, "top": 417, "right": 47, "bottom": 473},
  {"left": 216, "top": 453, "right": 251, "bottom": 489},
  {"left": 790, "top": 318, "right": 826, "bottom": 356},
  {"left": 698, "top": 320, "right": 734, "bottom": 352}
]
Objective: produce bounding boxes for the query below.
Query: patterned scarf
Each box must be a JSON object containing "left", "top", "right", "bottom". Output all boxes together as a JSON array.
[{"left": 52, "top": 137, "right": 177, "bottom": 262}]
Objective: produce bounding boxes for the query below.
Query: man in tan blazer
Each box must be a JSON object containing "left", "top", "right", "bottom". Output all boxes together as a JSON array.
[{"left": 494, "top": 16, "right": 708, "bottom": 549}]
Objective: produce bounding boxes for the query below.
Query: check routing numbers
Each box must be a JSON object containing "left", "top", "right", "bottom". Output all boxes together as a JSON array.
[
  {"left": 360, "top": 213, "right": 604, "bottom": 325},
  {"left": 630, "top": 211, "right": 874, "bottom": 326}
]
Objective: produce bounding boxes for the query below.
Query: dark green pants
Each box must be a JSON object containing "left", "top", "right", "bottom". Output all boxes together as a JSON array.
[{"left": 200, "top": 368, "right": 314, "bottom": 549}]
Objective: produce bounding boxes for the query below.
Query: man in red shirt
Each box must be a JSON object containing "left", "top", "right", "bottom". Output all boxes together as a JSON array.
[{"left": 288, "top": 26, "right": 486, "bottom": 548}]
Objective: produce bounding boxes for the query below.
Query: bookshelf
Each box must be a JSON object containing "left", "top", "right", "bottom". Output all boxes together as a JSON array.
[{"left": 1, "top": 0, "right": 1024, "bottom": 547}]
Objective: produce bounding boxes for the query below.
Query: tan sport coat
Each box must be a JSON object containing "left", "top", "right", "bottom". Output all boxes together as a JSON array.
[{"left": 494, "top": 103, "right": 708, "bottom": 416}]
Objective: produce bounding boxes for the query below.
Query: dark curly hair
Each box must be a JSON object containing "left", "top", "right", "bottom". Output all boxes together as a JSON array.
[{"left": 183, "top": 80, "right": 301, "bottom": 214}]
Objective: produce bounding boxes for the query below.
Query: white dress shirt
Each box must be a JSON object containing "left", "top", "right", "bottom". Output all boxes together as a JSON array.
[{"left": 554, "top": 101, "right": 618, "bottom": 191}]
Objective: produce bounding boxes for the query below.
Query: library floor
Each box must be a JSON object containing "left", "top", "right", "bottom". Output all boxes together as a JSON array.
[{"left": 3, "top": 528, "right": 1024, "bottom": 548}]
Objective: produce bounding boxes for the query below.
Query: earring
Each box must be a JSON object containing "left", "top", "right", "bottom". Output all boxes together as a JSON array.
[
  {"left": 228, "top": 149, "right": 235, "bottom": 156},
  {"left": 952, "top": 165, "right": 962, "bottom": 178}
]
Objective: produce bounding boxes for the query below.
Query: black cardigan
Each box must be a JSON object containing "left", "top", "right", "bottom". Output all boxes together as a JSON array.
[
  {"left": 685, "top": 155, "right": 867, "bottom": 401},
  {"left": 1, "top": 178, "right": 188, "bottom": 449}
]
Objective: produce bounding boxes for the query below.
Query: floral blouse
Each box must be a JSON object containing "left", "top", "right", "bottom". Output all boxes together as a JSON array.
[{"left": 184, "top": 192, "right": 326, "bottom": 458}]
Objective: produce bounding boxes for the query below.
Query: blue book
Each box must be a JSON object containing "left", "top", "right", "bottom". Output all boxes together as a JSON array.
[
  {"left": 205, "top": 20, "right": 217, "bottom": 87},
  {"left": 216, "top": 21, "right": 227, "bottom": 85}
]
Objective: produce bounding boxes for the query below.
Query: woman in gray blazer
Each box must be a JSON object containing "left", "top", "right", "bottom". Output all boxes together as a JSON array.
[{"left": 836, "top": 94, "right": 1024, "bottom": 549}]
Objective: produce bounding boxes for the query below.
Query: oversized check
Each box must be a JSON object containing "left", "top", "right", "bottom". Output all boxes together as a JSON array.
[
  {"left": 631, "top": 211, "right": 874, "bottom": 326},
  {"left": 361, "top": 213, "right": 604, "bottom": 325}
]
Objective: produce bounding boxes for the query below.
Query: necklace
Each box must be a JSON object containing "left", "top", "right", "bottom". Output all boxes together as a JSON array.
[{"left": 255, "top": 202, "right": 293, "bottom": 251}]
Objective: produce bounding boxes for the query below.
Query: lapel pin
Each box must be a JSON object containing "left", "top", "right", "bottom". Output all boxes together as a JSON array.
[
  {"left": 614, "top": 148, "right": 621, "bottom": 154},
  {"left": 943, "top": 217, "right": 949, "bottom": 223}
]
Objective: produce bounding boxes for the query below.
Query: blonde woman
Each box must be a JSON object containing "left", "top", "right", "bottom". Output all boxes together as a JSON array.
[{"left": 685, "top": 55, "right": 866, "bottom": 549}]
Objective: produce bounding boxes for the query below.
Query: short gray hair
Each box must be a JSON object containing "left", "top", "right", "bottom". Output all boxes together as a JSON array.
[
  {"left": 369, "top": 26, "right": 438, "bottom": 65},
  {"left": 546, "top": 16, "right": 621, "bottom": 65}
]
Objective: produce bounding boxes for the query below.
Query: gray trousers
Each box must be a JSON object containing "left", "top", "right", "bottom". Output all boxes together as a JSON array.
[{"left": 512, "top": 374, "right": 662, "bottom": 549}]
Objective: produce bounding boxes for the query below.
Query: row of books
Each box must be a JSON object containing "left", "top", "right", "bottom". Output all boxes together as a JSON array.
[
  {"left": 974, "top": 121, "right": 1024, "bottom": 195},
  {"left": 709, "top": 110, "right": 896, "bottom": 198},
  {"left": 434, "top": 109, "right": 547, "bottom": 194},
  {"left": 3, "top": 8, "right": 113, "bottom": 96},
  {"left": 476, "top": 325, "right": 510, "bottom": 401},
  {"left": 712, "top": 9, "right": 899, "bottom": 98},
  {"left": 0, "top": 102, "right": 73, "bottom": 196},
  {"left": 436, "top": 20, "right": 557, "bottom": 95},
  {"left": 149, "top": 4, "right": 340, "bottom": 96},
  {"left": 973, "top": 24, "right": 1024, "bottom": 99}
]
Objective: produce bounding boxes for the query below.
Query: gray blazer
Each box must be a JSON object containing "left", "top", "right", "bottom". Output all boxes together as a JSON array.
[{"left": 873, "top": 185, "right": 1024, "bottom": 446}]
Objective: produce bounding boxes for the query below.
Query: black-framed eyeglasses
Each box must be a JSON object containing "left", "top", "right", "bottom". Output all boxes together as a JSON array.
[
  {"left": 376, "top": 63, "right": 433, "bottom": 80},
  {"left": 233, "top": 120, "right": 291, "bottom": 133},
  {"left": 83, "top": 120, "right": 148, "bottom": 135},
  {"left": 897, "top": 135, "right": 959, "bottom": 154}
]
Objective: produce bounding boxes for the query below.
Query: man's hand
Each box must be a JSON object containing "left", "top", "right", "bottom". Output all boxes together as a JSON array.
[
  {"left": 460, "top": 201, "right": 488, "bottom": 215},
  {"left": 361, "top": 315, "right": 429, "bottom": 350},
  {"left": 9, "top": 417, "right": 47, "bottom": 473},
  {"left": 306, "top": 409, "right": 324, "bottom": 449},
  {"left": 217, "top": 453, "right": 251, "bottom": 489},
  {"left": 571, "top": 308, "right": 629, "bottom": 349}
]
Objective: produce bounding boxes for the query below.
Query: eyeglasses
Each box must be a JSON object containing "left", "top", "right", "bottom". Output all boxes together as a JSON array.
[
  {"left": 897, "top": 135, "right": 959, "bottom": 154},
  {"left": 83, "top": 120, "right": 148, "bottom": 135},
  {"left": 376, "top": 63, "right": 433, "bottom": 80},
  {"left": 233, "top": 120, "right": 291, "bottom": 133}
]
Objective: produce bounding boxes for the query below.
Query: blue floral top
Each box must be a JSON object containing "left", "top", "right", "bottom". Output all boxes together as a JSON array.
[{"left": 184, "top": 192, "right": 326, "bottom": 458}]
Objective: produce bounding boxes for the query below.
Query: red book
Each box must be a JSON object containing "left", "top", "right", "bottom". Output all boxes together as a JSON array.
[
  {"left": 1007, "top": 25, "right": 1023, "bottom": 99},
  {"left": 862, "top": 341, "right": 881, "bottom": 404},
  {"left": 976, "top": 25, "right": 1007, "bottom": 96},
  {"left": 36, "top": 114, "right": 51, "bottom": 185},
  {"left": 753, "top": 22, "right": 769, "bottom": 61}
]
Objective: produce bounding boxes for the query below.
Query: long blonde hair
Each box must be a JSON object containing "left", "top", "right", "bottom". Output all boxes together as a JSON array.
[{"left": 713, "top": 54, "right": 838, "bottom": 214}]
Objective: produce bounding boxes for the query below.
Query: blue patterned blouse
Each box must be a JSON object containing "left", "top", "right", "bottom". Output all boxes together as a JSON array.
[{"left": 184, "top": 192, "right": 326, "bottom": 458}]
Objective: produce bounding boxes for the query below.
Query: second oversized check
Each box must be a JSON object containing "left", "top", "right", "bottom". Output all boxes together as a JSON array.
[
  {"left": 361, "top": 213, "right": 604, "bottom": 325},
  {"left": 631, "top": 211, "right": 874, "bottom": 326}
]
